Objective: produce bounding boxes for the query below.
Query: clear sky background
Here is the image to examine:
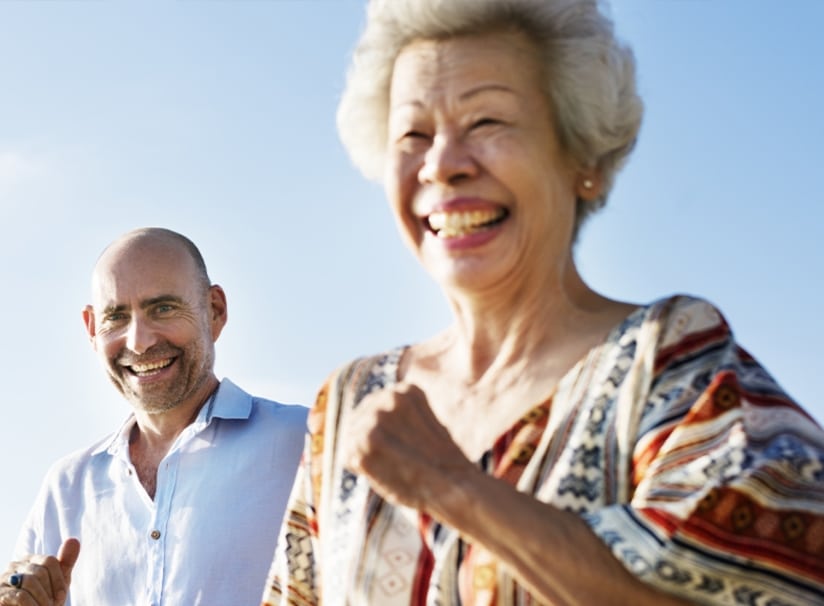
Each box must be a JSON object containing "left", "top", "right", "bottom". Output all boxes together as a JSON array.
[{"left": 1, "top": 0, "right": 821, "bottom": 559}]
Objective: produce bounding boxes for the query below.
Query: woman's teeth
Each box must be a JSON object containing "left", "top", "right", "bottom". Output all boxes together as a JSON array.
[{"left": 427, "top": 208, "right": 506, "bottom": 238}]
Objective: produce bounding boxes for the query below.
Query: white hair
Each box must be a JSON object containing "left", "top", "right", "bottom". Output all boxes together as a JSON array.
[{"left": 337, "top": 0, "right": 643, "bottom": 233}]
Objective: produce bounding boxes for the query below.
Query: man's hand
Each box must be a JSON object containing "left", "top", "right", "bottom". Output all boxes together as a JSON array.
[{"left": 0, "top": 538, "right": 80, "bottom": 606}]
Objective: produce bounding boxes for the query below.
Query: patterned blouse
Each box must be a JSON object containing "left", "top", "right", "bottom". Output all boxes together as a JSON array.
[{"left": 261, "top": 295, "right": 824, "bottom": 605}]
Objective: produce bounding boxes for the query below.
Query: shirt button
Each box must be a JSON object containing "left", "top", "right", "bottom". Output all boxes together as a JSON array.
[{"left": 150, "top": 530, "right": 161, "bottom": 540}]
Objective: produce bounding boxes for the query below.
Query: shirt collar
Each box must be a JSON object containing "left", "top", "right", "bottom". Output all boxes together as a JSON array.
[
  {"left": 93, "top": 377, "right": 252, "bottom": 457},
  {"left": 205, "top": 378, "right": 253, "bottom": 421}
]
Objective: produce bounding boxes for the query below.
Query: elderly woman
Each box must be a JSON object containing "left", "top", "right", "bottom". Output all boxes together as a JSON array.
[{"left": 262, "top": 0, "right": 824, "bottom": 604}]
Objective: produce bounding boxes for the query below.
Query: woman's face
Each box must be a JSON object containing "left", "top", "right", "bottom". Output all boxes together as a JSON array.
[{"left": 385, "top": 31, "right": 584, "bottom": 295}]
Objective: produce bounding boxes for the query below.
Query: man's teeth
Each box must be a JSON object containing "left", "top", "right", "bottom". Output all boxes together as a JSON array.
[
  {"left": 427, "top": 209, "right": 505, "bottom": 238},
  {"left": 130, "top": 359, "right": 173, "bottom": 375}
]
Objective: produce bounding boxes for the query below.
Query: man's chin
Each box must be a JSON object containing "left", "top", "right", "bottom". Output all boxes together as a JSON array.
[
  {"left": 123, "top": 385, "right": 179, "bottom": 414},
  {"left": 133, "top": 399, "right": 178, "bottom": 414}
]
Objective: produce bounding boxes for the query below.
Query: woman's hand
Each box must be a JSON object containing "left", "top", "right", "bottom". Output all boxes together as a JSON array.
[
  {"left": 341, "top": 382, "right": 477, "bottom": 512},
  {"left": 340, "top": 385, "right": 693, "bottom": 606}
]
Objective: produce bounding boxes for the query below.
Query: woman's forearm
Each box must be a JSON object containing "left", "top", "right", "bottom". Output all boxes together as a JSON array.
[{"left": 423, "top": 466, "right": 693, "bottom": 606}]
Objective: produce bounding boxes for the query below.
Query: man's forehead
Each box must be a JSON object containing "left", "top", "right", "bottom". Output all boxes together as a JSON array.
[
  {"left": 88, "top": 233, "right": 207, "bottom": 314},
  {"left": 92, "top": 240, "right": 195, "bottom": 292},
  {"left": 91, "top": 285, "right": 186, "bottom": 311},
  {"left": 90, "top": 263, "right": 195, "bottom": 309},
  {"left": 95, "top": 232, "right": 197, "bottom": 273}
]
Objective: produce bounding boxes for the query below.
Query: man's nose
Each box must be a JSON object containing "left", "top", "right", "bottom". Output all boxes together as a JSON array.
[{"left": 125, "top": 317, "right": 158, "bottom": 354}]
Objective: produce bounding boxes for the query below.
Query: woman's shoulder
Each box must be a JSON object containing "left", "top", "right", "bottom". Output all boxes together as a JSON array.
[
  {"left": 639, "top": 293, "right": 734, "bottom": 344},
  {"left": 599, "top": 294, "right": 733, "bottom": 359},
  {"left": 318, "top": 346, "right": 408, "bottom": 405},
  {"left": 643, "top": 292, "right": 726, "bottom": 319},
  {"left": 334, "top": 346, "right": 407, "bottom": 386},
  {"left": 306, "top": 346, "right": 408, "bottom": 435},
  {"left": 597, "top": 294, "right": 740, "bottom": 382}
]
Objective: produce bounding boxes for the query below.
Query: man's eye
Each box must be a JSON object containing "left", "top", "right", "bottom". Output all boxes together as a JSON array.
[{"left": 155, "top": 304, "right": 175, "bottom": 314}]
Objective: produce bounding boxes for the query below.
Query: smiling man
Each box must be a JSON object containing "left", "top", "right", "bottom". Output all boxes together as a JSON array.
[{"left": 1, "top": 227, "right": 307, "bottom": 606}]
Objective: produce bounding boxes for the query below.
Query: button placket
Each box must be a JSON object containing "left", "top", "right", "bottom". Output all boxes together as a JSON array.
[{"left": 146, "top": 450, "right": 180, "bottom": 605}]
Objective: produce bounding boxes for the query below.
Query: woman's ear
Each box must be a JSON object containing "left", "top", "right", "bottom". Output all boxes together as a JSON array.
[{"left": 576, "top": 170, "right": 604, "bottom": 201}]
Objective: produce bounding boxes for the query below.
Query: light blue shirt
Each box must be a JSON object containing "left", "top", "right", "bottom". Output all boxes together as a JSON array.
[{"left": 15, "top": 378, "right": 307, "bottom": 606}]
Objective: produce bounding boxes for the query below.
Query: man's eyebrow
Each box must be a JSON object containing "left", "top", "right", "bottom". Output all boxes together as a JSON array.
[
  {"left": 140, "top": 295, "right": 184, "bottom": 310},
  {"left": 101, "top": 304, "right": 127, "bottom": 317},
  {"left": 100, "top": 295, "right": 184, "bottom": 316}
]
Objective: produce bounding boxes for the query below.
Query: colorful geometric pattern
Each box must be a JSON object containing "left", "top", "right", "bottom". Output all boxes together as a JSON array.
[{"left": 261, "top": 295, "right": 824, "bottom": 605}]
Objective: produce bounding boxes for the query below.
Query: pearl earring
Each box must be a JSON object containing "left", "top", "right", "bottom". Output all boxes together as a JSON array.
[{"left": 583, "top": 179, "right": 593, "bottom": 189}]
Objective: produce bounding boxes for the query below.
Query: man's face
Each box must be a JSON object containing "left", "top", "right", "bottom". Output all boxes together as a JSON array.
[{"left": 83, "top": 237, "right": 225, "bottom": 414}]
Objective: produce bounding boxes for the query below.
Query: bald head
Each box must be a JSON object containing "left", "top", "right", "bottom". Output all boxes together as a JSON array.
[
  {"left": 84, "top": 227, "right": 227, "bottom": 414},
  {"left": 93, "top": 228, "right": 211, "bottom": 297}
]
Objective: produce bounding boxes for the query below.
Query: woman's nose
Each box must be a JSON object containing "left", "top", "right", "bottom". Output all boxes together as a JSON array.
[{"left": 417, "top": 132, "right": 478, "bottom": 185}]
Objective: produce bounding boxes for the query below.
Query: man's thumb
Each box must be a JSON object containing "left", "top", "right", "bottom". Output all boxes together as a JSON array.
[{"left": 57, "top": 538, "right": 81, "bottom": 577}]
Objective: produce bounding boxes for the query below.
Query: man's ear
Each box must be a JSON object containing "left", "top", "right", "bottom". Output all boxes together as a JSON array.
[
  {"left": 82, "top": 305, "right": 97, "bottom": 349},
  {"left": 208, "top": 285, "right": 228, "bottom": 342}
]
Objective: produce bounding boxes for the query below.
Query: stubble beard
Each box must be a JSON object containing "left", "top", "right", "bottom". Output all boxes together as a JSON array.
[{"left": 109, "top": 342, "right": 215, "bottom": 415}]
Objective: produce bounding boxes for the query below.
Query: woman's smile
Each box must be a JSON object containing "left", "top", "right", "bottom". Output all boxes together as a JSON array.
[
  {"left": 426, "top": 206, "right": 509, "bottom": 239},
  {"left": 386, "top": 31, "right": 577, "bottom": 290}
]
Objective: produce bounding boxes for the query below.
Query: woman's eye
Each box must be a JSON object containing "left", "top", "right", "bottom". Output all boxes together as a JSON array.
[
  {"left": 402, "top": 130, "right": 429, "bottom": 140},
  {"left": 472, "top": 117, "right": 499, "bottom": 129},
  {"left": 393, "top": 129, "right": 431, "bottom": 151}
]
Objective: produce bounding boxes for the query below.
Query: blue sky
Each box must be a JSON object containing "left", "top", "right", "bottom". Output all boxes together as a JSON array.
[{"left": 1, "top": 0, "right": 821, "bottom": 559}]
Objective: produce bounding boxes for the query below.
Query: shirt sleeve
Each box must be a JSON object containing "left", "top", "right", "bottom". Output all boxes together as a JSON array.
[
  {"left": 13, "top": 486, "right": 44, "bottom": 559},
  {"left": 261, "top": 379, "right": 331, "bottom": 606},
  {"left": 585, "top": 297, "right": 824, "bottom": 605},
  {"left": 13, "top": 463, "right": 66, "bottom": 560}
]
